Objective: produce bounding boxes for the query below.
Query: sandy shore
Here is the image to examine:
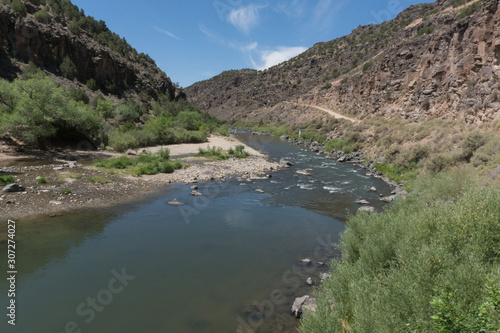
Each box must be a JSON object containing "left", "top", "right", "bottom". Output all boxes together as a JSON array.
[{"left": 0, "top": 135, "right": 281, "bottom": 221}]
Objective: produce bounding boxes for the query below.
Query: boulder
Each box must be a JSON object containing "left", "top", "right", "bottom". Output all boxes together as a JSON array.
[
  {"left": 291, "top": 295, "right": 317, "bottom": 318},
  {"left": 255, "top": 189, "right": 265, "bottom": 193},
  {"left": 337, "top": 156, "right": 347, "bottom": 162},
  {"left": 2, "top": 184, "right": 25, "bottom": 192},
  {"left": 356, "top": 199, "right": 370, "bottom": 205},
  {"left": 279, "top": 158, "right": 294, "bottom": 166},
  {"left": 126, "top": 149, "right": 138, "bottom": 156},
  {"left": 306, "top": 277, "right": 313, "bottom": 285},
  {"left": 167, "top": 199, "right": 182, "bottom": 207},
  {"left": 301, "top": 258, "right": 312, "bottom": 264},
  {"left": 280, "top": 135, "right": 290, "bottom": 140},
  {"left": 320, "top": 273, "right": 331, "bottom": 282},
  {"left": 369, "top": 186, "right": 377, "bottom": 192},
  {"left": 381, "top": 195, "right": 397, "bottom": 203},
  {"left": 191, "top": 190, "right": 202, "bottom": 196},
  {"left": 358, "top": 206, "right": 375, "bottom": 213},
  {"left": 296, "top": 170, "right": 312, "bottom": 176}
]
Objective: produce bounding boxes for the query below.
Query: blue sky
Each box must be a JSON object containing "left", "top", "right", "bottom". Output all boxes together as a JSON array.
[{"left": 71, "top": 0, "right": 433, "bottom": 87}]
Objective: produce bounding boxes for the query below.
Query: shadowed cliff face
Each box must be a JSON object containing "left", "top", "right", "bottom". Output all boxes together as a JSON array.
[
  {"left": 0, "top": 3, "right": 184, "bottom": 101},
  {"left": 186, "top": 0, "right": 500, "bottom": 125}
]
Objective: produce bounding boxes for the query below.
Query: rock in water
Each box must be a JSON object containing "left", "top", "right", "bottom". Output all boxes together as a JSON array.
[
  {"left": 2, "top": 184, "right": 25, "bottom": 192},
  {"left": 381, "top": 195, "right": 397, "bottom": 203},
  {"left": 296, "top": 170, "right": 312, "bottom": 176},
  {"left": 301, "top": 258, "right": 312, "bottom": 264},
  {"left": 279, "top": 158, "right": 294, "bottom": 166},
  {"left": 358, "top": 206, "right": 375, "bottom": 213},
  {"left": 191, "top": 190, "right": 202, "bottom": 196},
  {"left": 255, "top": 189, "right": 265, "bottom": 193},
  {"left": 291, "top": 295, "right": 317, "bottom": 318},
  {"left": 306, "top": 277, "right": 313, "bottom": 285},
  {"left": 356, "top": 199, "right": 370, "bottom": 204},
  {"left": 369, "top": 186, "right": 377, "bottom": 192},
  {"left": 280, "top": 135, "right": 290, "bottom": 141},
  {"left": 167, "top": 199, "right": 182, "bottom": 207}
]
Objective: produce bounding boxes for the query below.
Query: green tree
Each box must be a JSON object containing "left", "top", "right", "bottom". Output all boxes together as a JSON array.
[
  {"left": 175, "top": 111, "right": 202, "bottom": 131},
  {"left": 59, "top": 56, "right": 78, "bottom": 80},
  {"left": 86, "top": 78, "right": 97, "bottom": 91},
  {"left": 10, "top": 0, "right": 27, "bottom": 17}
]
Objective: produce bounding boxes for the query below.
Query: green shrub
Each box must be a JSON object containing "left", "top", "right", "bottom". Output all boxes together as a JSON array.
[
  {"left": 458, "top": 1, "right": 482, "bottom": 18},
  {"left": 116, "top": 102, "right": 141, "bottom": 123},
  {"left": 175, "top": 110, "right": 203, "bottom": 131},
  {"left": 59, "top": 56, "right": 78, "bottom": 80},
  {"left": 325, "top": 138, "right": 359, "bottom": 154},
  {"left": 10, "top": 0, "right": 27, "bottom": 16},
  {"left": 0, "top": 175, "right": 15, "bottom": 186},
  {"left": 300, "top": 170, "right": 500, "bottom": 333},
  {"left": 416, "top": 26, "right": 435, "bottom": 37},
  {"left": 34, "top": 10, "right": 52, "bottom": 24},
  {"left": 68, "top": 20, "right": 81, "bottom": 36},
  {"left": 94, "top": 95, "right": 115, "bottom": 118},
  {"left": 86, "top": 78, "right": 97, "bottom": 91},
  {"left": 228, "top": 145, "right": 250, "bottom": 158},
  {"left": 94, "top": 150, "right": 181, "bottom": 176},
  {"left": 362, "top": 61, "right": 373, "bottom": 72},
  {"left": 60, "top": 189, "right": 72, "bottom": 194},
  {"left": 37, "top": 177, "right": 47, "bottom": 184},
  {"left": 196, "top": 146, "right": 228, "bottom": 160},
  {"left": 461, "top": 131, "right": 487, "bottom": 161},
  {"left": 68, "top": 87, "right": 89, "bottom": 104}
]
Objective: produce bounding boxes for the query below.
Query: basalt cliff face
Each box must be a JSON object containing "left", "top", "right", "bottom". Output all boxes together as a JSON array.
[
  {"left": 0, "top": 2, "right": 183, "bottom": 101},
  {"left": 186, "top": 0, "right": 500, "bottom": 125}
]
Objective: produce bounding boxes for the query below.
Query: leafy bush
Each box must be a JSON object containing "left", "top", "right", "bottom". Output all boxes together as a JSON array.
[
  {"left": 116, "top": 102, "right": 141, "bottom": 123},
  {"left": 461, "top": 131, "right": 487, "bottom": 161},
  {"left": 196, "top": 146, "right": 228, "bottom": 160},
  {"left": 37, "top": 177, "right": 47, "bottom": 184},
  {"left": 175, "top": 111, "right": 203, "bottom": 131},
  {"left": 94, "top": 95, "right": 115, "bottom": 118},
  {"left": 325, "top": 137, "right": 359, "bottom": 154},
  {"left": 59, "top": 56, "right": 78, "bottom": 80},
  {"left": 228, "top": 145, "right": 249, "bottom": 158},
  {"left": 34, "top": 10, "right": 52, "bottom": 24},
  {"left": 94, "top": 150, "right": 182, "bottom": 176},
  {"left": 86, "top": 78, "right": 97, "bottom": 91},
  {"left": 10, "top": 0, "right": 27, "bottom": 16},
  {"left": 416, "top": 26, "right": 435, "bottom": 37},
  {"left": 0, "top": 76, "right": 102, "bottom": 146},
  {"left": 458, "top": 1, "right": 482, "bottom": 18},
  {"left": 301, "top": 170, "right": 500, "bottom": 333},
  {"left": 68, "top": 88, "right": 89, "bottom": 104}
]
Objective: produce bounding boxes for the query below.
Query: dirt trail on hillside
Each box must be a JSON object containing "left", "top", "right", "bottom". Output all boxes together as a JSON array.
[{"left": 299, "top": 104, "right": 358, "bottom": 123}]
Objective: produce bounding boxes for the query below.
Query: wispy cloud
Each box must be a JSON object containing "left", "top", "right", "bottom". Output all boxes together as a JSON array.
[
  {"left": 251, "top": 46, "right": 307, "bottom": 70},
  {"left": 227, "top": 4, "right": 264, "bottom": 34},
  {"left": 153, "top": 26, "right": 180, "bottom": 40},
  {"left": 229, "top": 41, "right": 258, "bottom": 53},
  {"left": 274, "top": 0, "right": 306, "bottom": 18},
  {"left": 199, "top": 23, "right": 227, "bottom": 45}
]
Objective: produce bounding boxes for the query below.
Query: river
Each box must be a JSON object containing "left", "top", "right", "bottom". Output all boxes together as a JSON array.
[{"left": 0, "top": 133, "right": 391, "bottom": 333}]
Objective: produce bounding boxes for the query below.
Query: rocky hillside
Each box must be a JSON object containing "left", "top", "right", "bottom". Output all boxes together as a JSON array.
[
  {"left": 186, "top": 0, "right": 500, "bottom": 125},
  {"left": 0, "top": 0, "right": 183, "bottom": 101}
]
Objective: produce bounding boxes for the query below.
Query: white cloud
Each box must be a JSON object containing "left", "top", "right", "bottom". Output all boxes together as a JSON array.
[
  {"left": 227, "top": 4, "right": 263, "bottom": 34},
  {"left": 153, "top": 26, "right": 180, "bottom": 40},
  {"left": 251, "top": 46, "right": 307, "bottom": 70}
]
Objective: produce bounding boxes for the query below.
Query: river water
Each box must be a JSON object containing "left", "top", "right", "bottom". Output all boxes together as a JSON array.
[{"left": 0, "top": 134, "right": 391, "bottom": 333}]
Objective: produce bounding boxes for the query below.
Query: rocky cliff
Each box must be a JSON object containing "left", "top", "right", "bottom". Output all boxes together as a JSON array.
[
  {"left": 0, "top": 1, "right": 183, "bottom": 101},
  {"left": 186, "top": 0, "right": 500, "bottom": 125}
]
